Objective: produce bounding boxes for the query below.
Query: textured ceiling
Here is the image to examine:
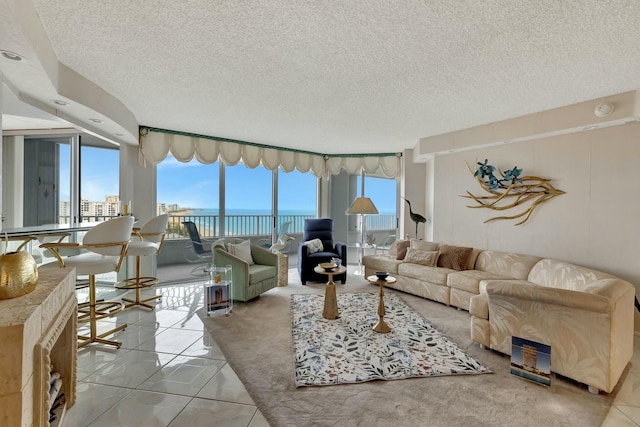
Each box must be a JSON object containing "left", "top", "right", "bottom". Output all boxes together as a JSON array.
[{"left": 23, "top": 0, "right": 640, "bottom": 154}]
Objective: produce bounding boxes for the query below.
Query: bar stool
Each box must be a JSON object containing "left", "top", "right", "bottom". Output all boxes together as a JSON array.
[
  {"left": 40, "top": 216, "right": 134, "bottom": 348},
  {"left": 115, "top": 214, "right": 169, "bottom": 310}
]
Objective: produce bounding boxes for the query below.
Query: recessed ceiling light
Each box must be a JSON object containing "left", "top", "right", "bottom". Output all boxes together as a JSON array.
[
  {"left": 0, "top": 50, "right": 24, "bottom": 61},
  {"left": 53, "top": 100, "right": 68, "bottom": 106},
  {"left": 89, "top": 118, "right": 103, "bottom": 123}
]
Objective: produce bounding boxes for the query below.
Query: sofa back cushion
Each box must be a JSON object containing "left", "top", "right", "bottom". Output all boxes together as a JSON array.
[
  {"left": 388, "top": 240, "right": 410, "bottom": 260},
  {"left": 528, "top": 258, "right": 616, "bottom": 290},
  {"left": 437, "top": 244, "right": 473, "bottom": 271},
  {"left": 409, "top": 239, "right": 439, "bottom": 252},
  {"left": 475, "top": 251, "right": 541, "bottom": 280},
  {"left": 466, "top": 248, "right": 482, "bottom": 270}
]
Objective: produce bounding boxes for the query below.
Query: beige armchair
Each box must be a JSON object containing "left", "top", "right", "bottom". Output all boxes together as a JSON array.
[{"left": 213, "top": 238, "right": 278, "bottom": 302}]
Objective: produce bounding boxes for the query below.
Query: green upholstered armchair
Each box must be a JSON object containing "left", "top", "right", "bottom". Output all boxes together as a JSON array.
[{"left": 212, "top": 238, "right": 278, "bottom": 302}]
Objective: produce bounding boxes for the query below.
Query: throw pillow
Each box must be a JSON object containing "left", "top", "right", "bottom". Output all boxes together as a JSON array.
[
  {"left": 437, "top": 244, "right": 473, "bottom": 271},
  {"left": 228, "top": 240, "right": 255, "bottom": 265},
  {"left": 403, "top": 248, "right": 439, "bottom": 267},
  {"left": 410, "top": 239, "right": 439, "bottom": 252},
  {"left": 388, "top": 240, "right": 410, "bottom": 260},
  {"left": 304, "top": 238, "right": 324, "bottom": 254}
]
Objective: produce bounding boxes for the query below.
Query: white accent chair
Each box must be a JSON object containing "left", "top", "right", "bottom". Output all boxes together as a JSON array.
[
  {"left": 41, "top": 216, "right": 134, "bottom": 348},
  {"left": 116, "top": 214, "right": 169, "bottom": 310}
]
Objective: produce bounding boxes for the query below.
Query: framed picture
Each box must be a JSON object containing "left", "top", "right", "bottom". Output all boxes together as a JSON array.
[
  {"left": 510, "top": 336, "right": 551, "bottom": 386},
  {"left": 207, "top": 284, "right": 230, "bottom": 311}
]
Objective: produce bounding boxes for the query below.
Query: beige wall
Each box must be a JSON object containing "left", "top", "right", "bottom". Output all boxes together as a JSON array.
[{"left": 424, "top": 122, "right": 640, "bottom": 331}]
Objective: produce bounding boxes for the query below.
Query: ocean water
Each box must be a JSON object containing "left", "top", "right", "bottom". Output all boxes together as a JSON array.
[{"left": 182, "top": 208, "right": 315, "bottom": 237}]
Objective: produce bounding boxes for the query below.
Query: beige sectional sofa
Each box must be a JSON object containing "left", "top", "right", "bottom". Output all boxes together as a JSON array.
[{"left": 362, "top": 240, "right": 635, "bottom": 394}]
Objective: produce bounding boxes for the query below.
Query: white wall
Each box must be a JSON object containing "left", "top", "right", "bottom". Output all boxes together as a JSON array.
[
  {"left": 401, "top": 148, "right": 426, "bottom": 240},
  {"left": 426, "top": 122, "right": 640, "bottom": 331}
]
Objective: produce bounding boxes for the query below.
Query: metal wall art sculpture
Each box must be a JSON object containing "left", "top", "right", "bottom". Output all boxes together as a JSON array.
[{"left": 463, "top": 159, "right": 565, "bottom": 225}]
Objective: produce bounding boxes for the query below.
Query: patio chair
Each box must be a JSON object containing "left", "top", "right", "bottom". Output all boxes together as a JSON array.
[
  {"left": 182, "top": 220, "right": 214, "bottom": 275},
  {"left": 256, "top": 220, "right": 295, "bottom": 253}
]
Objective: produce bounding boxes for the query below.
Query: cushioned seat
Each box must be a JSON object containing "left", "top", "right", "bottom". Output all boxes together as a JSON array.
[
  {"left": 397, "top": 263, "right": 453, "bottom": 285},
  {"left": 360, "top": 255, "right": 402, "bottom": 274},
  {"left": 297, "top": 218, "right": 347, "bottom": 285},
  {"left": 448, "top": 270, "right": 513, "bottom": 294},
  {"left": 213, "top": 238, "right": 278, "bottom": 302},
  {"left": 248, "top": 264, "right": 277, "bottom": 284},
  {"left": 40, "top": 216, "right": 134, "bottom": 348}
]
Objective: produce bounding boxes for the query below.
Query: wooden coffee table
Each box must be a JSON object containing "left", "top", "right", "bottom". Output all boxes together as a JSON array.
[
  {"left": 314, "top": 265, "right": 347, "bottom": 320},
  {"left": 366, "top": 275, "right": 397, "bottom": 333}
]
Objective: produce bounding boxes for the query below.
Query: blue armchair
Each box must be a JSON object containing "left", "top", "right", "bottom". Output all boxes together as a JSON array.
[{"left": 297, "top": 218, "right": 347, "bottom": 285}]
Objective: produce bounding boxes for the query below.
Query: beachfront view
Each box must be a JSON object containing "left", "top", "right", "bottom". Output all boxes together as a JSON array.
[{"left": 60, "top": 151, "right": 397, "bottom": 243}]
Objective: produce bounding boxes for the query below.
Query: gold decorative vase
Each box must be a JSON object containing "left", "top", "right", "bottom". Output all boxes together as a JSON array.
[{"left": 0, "top": 251, "right": 39, "bottom": 299}]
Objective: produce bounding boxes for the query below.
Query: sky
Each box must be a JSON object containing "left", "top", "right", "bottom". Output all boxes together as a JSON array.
[{"left": 63, "top": 149, "right": 397, "bottom": 214}]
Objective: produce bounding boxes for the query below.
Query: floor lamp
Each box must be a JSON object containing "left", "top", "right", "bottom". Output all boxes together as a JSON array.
[{"left": 347, "top": 173, "right": 378, "bottom": 275}]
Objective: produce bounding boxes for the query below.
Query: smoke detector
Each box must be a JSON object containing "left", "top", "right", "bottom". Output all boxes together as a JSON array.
[{"left": 594, "top": 103, "right": 614, "bottom": 118}]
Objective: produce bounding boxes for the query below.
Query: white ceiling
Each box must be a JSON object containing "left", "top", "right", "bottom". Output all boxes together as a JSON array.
[{"left": 4, "top": 1, "right": 640, "bottom": 154}]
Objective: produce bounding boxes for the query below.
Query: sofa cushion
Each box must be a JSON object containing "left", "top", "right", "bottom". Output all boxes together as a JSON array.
[
  {"left": 469, "top": 293, "right": 488, "bottom": 319},
  {"left": 527, "top": 258, "right": 616, "bottom": 290},
  {"left": 403, "top": 248, "right": 439, "bottom": 267},
  {"left": 362, "top": 255, "right": 401, "bottom": 274},
  {"left": 447, "top": 270, "right": 513, "bottom": 293},
  {"left": 479, "top": 279, "right": 533, "bottom": 294},
  {"left": 466, "top": 248, "right": 482, "bottom": 270},
  {"left": 388, "top": 240, "right": 410, "bottom": 260},
  {"left": 409, "top": 239, "right": 439, "bottom": 252},
  {"left": 397, "top": 262, "right": 453, "bottom": 285},
  {"left": 437, "top": 244, "right": 473, "bottom": 271},
  {"left": 475, "top": 251, "right": 541, "bottom": 279},
  {"left": 248, "top": 264, "right": 276, "bottom": 284},
  {"left": 228, "top": 239, "right": 255, "bottom": 265}
]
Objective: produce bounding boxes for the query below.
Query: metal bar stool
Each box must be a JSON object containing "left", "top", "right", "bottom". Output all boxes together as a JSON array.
[
  {"left": 40, "top": 216, "right": 134, "bottom": 348},
  {"left": 115, "top": 214, "right": 169, "bottom": 310}
]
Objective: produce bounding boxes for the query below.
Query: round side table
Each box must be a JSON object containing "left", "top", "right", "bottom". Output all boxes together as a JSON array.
[
  {"left": 366, "top": 275, "right": 397, "bottom": 333},
  {"left": 314, "top": 265, "right": 347, "bottom": 320}
]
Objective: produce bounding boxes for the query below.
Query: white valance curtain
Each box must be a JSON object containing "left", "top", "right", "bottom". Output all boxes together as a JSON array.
[{"left": 138, "top": 128, "right": 402, "bottom": 179}]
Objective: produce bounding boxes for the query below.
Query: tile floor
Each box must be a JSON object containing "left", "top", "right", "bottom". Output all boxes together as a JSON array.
[
  {"left": 67, "top": 279, "right": 268, "bottom": 427},
  {"left": 67, "top": 272, "right": 640, "bottom": 427}
]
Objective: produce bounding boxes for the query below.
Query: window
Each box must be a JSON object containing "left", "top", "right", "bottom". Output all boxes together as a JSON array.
[
  {"left": 356, "top": 174, "right": 398, "bottom": 242},
  {"left": 225, "top": 164, "right": 272, "bottom": 236},
  {"left": 79, "top": 140, "right": 120, "bottom": 223},
  {"left": 157, "top": 155, "right": 219, "bottom": 238},
  {"left": 278, "top": 169, "right": 317, "bottom": 236}
]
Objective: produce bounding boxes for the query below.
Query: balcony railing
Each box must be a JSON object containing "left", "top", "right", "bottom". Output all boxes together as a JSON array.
[
  {"left": 167, "top": 214, "right": 396, "bottom": 239},
  {"left": 60, "top": 213, "right": 397, "bottom": 239}
]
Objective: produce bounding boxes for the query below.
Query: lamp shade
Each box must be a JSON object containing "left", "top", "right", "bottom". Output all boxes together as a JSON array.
[{"left": 346, "top": 197, "right": 379, "bottom": 215}]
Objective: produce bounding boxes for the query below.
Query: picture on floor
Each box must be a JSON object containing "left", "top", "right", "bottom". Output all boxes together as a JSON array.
[{"left": 510, "top": 336, "right": 551, "bottom": 386}]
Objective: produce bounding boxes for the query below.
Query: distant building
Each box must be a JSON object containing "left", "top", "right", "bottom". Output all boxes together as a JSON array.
[{"left": 58, "top": 198, "right": 178, "bottom": 224}]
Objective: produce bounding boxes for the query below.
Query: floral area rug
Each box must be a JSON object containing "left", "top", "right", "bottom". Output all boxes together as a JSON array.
[{"left": 291, "top": 292, "right": 491, "bottom": 387}]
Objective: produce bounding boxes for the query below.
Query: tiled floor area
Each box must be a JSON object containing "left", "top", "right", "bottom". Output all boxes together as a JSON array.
[
  {"left": 68, "top": 269, "right": 640, "bottom": 426},
  {"left": 67, "top": 280, "right": 268, "bottom": 427}
]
